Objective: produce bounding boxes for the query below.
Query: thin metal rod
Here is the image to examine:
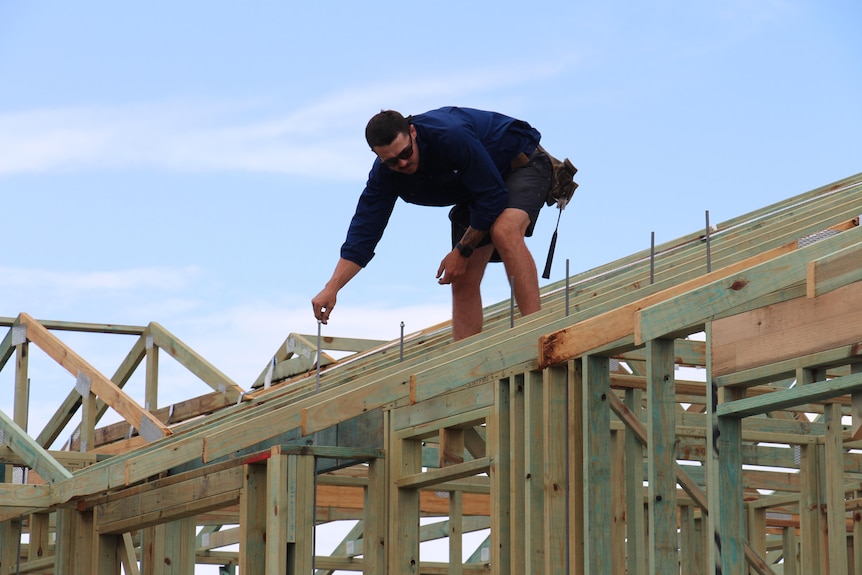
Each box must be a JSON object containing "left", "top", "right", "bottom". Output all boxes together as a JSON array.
[
  {"left": 316, "top": 320, "right": 322, "bottom": 392},
  {"left": 650, "top": 231, "right": 655, "bottom": 284},
  {"left": 399, "top": 321, "right": 405, "bottom": 362},
  {"left": 565, "top": 258, "right": 570, "bottom": 316},
  {"left": 510, "top": 275, "right": 515, "bottom": 328},
  {"left": 705, "top": 210, "right": 712, "bottom": 273}
]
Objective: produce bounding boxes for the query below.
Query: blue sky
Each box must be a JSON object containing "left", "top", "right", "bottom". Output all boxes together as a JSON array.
[{"left": 1, "top": 0, "right": 861, "bottom": 564}]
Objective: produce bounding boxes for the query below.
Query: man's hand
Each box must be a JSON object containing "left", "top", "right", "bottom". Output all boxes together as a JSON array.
[
  {"left": 437, "top": 248, "right": 469, "bottom": 285},
  {"left": 311, "top": 286, "right": 338, "bottom": 324}
]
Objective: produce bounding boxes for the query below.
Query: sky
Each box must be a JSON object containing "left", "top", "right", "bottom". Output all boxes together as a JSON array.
[{"left": 1, "top": 0, "right": 861, "bottom": 569}]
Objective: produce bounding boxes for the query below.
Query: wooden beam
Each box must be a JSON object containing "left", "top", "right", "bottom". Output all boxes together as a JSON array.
[
  {"left": 148, "top": 322, "right": 245, "bottom": 403},
  {"left": 807, "top": 242, "right": 862, "bottom": 298},
  {"left": 712, "top": 281, "right": 862, "bottom": 377},
  {"left": 646, "top": 340, "right": 678, "bottom": 574},
  {"left": 538, "top": 243, "right": 798, "bottom": 367},
  {"left": 0, "top": 409, "right": 72, "bottom": 484},
  {"left": 18, "top": 313, "right": 170, "bottom": 441},
  {"left": 95, "top": 467, "right": 243, "bottom": 534},
  {"left": 717, "top": 371, "right": 862, "bottom": 419},
  {"left": 635, "top": 226, "right": 862, "bottom": 345}
]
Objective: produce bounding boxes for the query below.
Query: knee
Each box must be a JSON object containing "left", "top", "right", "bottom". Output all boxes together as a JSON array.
[{"left": 490, "top": 209, "right": 530, "bottom": 245}]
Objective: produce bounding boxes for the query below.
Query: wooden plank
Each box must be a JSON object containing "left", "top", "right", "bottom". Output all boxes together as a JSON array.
[
  {"left": 524, "top": 370, "right": 545, "bottom": 574},
  {"left": 364, "top": 456, "right": 387, "bottom": 574},
  {"left": 807, "top": 242, "right": 862, "bottom": 298},
  {"left": 543, "top": 365, "right": 568, "bottom": 573},
  {"left": 712, "top": 281, "right": 862, "bottom": 377},
  {"left": 583, "top": 355, "right": 612, "bottom": 575},
  {"left": 489, "top": 379, "right": 511, "bottom": 574},
  {"left": 19, "top": 312, "right": 170, "bottom": 441},
  {"left": 538, "top": 243, "right": 798, "bottom": 367},
  {"left": 291, "top": 454, "right": 316, "bottom": 574},
  {"left": 636, "top": 225, "right": 862, "bottom": 345},
  {"left": 395, "top": 458, "right": 491, "bottom": 491},
  {"left": 390, "top": 436, "right": 421, "bottom": 575},
  {"left": 266, "top": 451, "right": 290, "bottom": 574},
  {"left": 717, "top": 371, "right": 862, "bottom": 419},
  {"left": 624, "top": 389, "right": 647, "bottom": 575},
  {"left": 96, "top": 467, "right": 243, "bottom": 534},
  {"left": 568, "top": 359, "right": 585, "bottom": 571},
  {"left": 507, "top": 375, "right": 524, "bottom": 575},
  {"left": 824, "top": 403, "right": 849, "bottom": 575},
  {"left": 149, "top": 322, "right": 245, "bottom": 403},
  {"left": 239, "top": 462, "right": 266, "bottom": 575},
  {"left": 646, "top": 340, "right": 677, "bottom": 575},
  {"left": 715, "top": 391, "right": 747, "bottom": 575},
  {"left": 37, "top": 332, "right": 147, "bottom": 449},
  {"left": 0, "top": 409, "right": 72, "bottom": 484}
]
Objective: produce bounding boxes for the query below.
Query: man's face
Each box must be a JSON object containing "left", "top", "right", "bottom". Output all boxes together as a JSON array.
[{"left": 373, "top": 125, "right": 419, "bottom": 174}]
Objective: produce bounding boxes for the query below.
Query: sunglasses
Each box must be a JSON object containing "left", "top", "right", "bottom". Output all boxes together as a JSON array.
[{"left": 380, "top": 133, "right": 414, "bottom": 167}]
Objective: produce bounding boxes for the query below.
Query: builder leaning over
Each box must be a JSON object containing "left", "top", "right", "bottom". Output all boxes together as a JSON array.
[{"left": 312, "top": 106, "right": 576, "bottom": 341}]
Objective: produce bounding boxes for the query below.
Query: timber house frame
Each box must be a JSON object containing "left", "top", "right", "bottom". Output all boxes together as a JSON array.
[{"left": 2, "top": 171, "right": 862, "bottom": 574}]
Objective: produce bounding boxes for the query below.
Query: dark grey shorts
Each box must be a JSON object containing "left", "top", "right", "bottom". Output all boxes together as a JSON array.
[{"left": 449, "top": 146, "right": 552, "bottom": 262}]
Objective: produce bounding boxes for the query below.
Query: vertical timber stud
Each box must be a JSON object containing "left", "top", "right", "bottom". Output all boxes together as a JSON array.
[
  {"left": 824, "top": 402, "right": 849, "bottom": 575},
  {"left": 583, "top": 354, "right": 612, "bottom": 575},
  {"left": 647, "top": 338, "right": 677, "bottom": 574},
  {"left": 391, "top": 434, "right": 421, "bottom": 574},
  {"left": 163, "top": 518, "right": 195, "bottom": 575},
  {"left": 783, "top": 526, "right": 799, "bottom": 575},
  {"left": 524, "top": 369, "right": 545, "bottom": 573},
  {"left": 54, "top": 508, "right": 76, "bottom": 574},
  {"left": 543, "top": 364, "right": 568, "bottom": 573},
  {"left": 707, "top": 322, "right": 745, "bottom": 575},
  {"left": 267, "top": 449, "right": 290, "bottom": 574},
  {"left": 364, "top": 416, "right": 388, "bottom": 575},
  {"left": 267, "top": 449, "right": 324, "bottom": 574},
  {"left": 450, "top": 490, "right": 464, "bottom": 575},
  {"left": 717, "top": 394, "right": 746, "bottom": 574},
  {"left": 141, "top": 523, "right": 166, "bottom": 575},
  {"left": 96, "top": 532, "right": 122, "bottom": 575},
  {"left": 624, "top": 388, "right": 647, "bottom": 575},
  {"left": 800, "top": 443, "right": 824, "bottom": 574},
  {"left": 490, "top": 377, "right": 512, "bottom": 575},
  {"left": 240, "top": 460, "right": 267, "bottom": 574},
  {"left": 145, "top": 331, "right": 158, "bottom": 414},
  {"left": 291, "top": 454, "right": 316, "bottom": 574},
  {"left": 568, "top": 359, "right": 584, "bottom": 571},
  {"left": 798, "top": 367, "right": 828, "bottom": 575},
  {"left": 611, "top": 429, "right": 625, "bottom": 574},
  {"left": 508, "top": 374, "right": 526, "bottom": 574}
]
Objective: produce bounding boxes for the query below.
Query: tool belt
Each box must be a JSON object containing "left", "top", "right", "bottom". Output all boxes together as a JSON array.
[{"left": 537, "top": 144, "right": 578, "bottom": 209}]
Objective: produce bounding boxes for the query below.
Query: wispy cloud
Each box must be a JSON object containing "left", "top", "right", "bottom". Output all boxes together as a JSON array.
[{"left": 0, "top": 63, "right": 570, "bottom": 178}]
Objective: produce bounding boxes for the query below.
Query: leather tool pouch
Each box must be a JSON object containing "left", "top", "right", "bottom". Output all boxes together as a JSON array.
[{"left": 538, "top": 144, "right": 578, "bottom": 209}]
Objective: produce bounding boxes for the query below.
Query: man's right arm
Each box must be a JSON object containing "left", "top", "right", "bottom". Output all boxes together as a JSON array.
[{"left": 312, "top": 257, "right": 362, "bottom": 324}]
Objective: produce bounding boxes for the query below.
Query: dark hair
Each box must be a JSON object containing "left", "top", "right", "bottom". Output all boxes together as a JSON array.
[{"left": 365, "top": 110, "right": 410, "bottom": 148}]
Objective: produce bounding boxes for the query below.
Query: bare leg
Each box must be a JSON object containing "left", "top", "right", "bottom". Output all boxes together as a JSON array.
[
  {"left": 451, "top": 244, "right": 494, "bottom": 341},
  {"left": 490, "top": 208, "right": 541, "bottom": 317}
]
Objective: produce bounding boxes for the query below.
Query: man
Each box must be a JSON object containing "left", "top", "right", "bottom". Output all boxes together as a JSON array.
[{"left": 311, "top": 106, "right": 552, "bottom": 341}]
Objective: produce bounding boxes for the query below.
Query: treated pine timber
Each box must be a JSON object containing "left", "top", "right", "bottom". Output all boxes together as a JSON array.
[
  {"left": 712, "top": 280, "right": 862, "bottom": 377},
  {"left": 3, "top": 173, "right": 862, "bottom": 574},
  {"left": 17, "top": 312, "right": 171, "bottom": 441},
  {"left": 0, "top": 409, "right": 72, "bottom": 484},
  {"left": 537, "top": 243, "right": 797, "bottom": 367},
  {"left": 635, "top": 226, "right": 862, "bottom": 345},
  {"left": 807, "top": 242, "right": 862, "bottom": 298},
  {"left": 148, "top": 322, "right": 245, "bottom": 403}
]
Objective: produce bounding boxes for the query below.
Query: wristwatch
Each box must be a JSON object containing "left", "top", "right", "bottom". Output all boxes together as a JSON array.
[{"left": 455, "top": 242, "right": 473, "bottom": 258}]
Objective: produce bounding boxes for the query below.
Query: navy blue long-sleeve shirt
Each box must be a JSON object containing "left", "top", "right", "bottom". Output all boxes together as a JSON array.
[{"left": 340, "top": 106, "right": 541, "bottom": 267}]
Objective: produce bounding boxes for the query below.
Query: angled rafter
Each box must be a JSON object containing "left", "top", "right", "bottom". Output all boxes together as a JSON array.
[{"left": 17, "top": 312, "right": 171, "bottom": 442}]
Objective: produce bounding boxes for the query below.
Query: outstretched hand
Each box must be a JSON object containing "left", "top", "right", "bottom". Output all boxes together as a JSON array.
[
  {"left": 436, "top": 249, "right": 468, "bottom": 285},
  {"left": 311, "top": 287, "right": 337, "bottom": 324}
]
